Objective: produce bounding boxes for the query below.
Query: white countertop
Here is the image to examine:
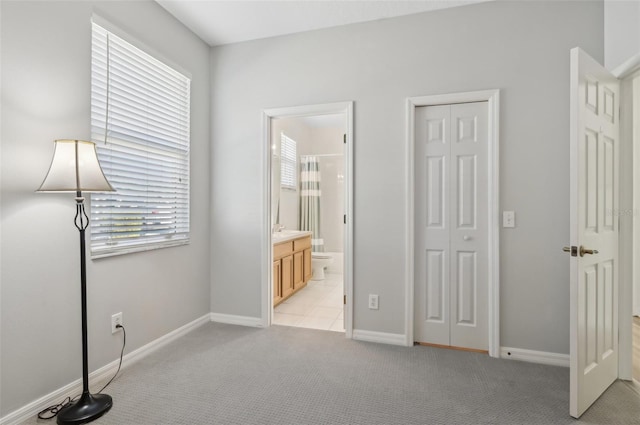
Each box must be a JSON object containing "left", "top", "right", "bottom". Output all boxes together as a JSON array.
[{"left": 272, "top": 230, "right": 312, "bottom": 244}]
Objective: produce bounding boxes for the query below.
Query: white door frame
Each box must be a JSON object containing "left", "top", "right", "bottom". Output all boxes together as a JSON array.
[
  {"left": 634, "top": 73, "right": 640, "bottom": 318},
  {"left": 405, "top": 90, "right": 500, "bottom": 357},
  {"left": 261, "top": 101, "right": 354, "bottom": 338},
  {"left": 614, "top": 57, "right": 640, "bottom": 381}
]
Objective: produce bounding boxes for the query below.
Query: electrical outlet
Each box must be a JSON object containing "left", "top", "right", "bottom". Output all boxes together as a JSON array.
[
  {"left": 111, "top": 312, "right": 123, "bottom": 334},
  {"left": 368, "top": 294, "right": 379, "bottom": 310},
  {"left": 503, "top": 211, "right": 515, "bottom": 228}
]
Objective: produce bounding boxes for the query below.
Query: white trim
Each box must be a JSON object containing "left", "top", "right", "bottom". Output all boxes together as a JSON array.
[
  {"left": 352, "top": 329, "right": 407, "bottom": 346},
  {"left": 634, "top": 74, "right": 640, "bottom": 318},
  {"left": 209, "top": 312, "right": 264, "bottom": 328},
  {"left": 344, "top": 102, "right": 354, "bottom": 339},
  {"left": 262, "top": 101, "right": 354, "bottom": 339},
  {"left": 91, "top": 239, "right": 189, "bottom": 260},
  {"left": 612, "top": 52, "right": 640, "bottom": 80},
  {"left": 405, "top": 90, "right": 500, "bottom": 356},
  {"left": 261, "top": 110, "right": 272, "bottom": 329},
  {"left": 618, "top": 67, "right": 640, "bottom": 381},
  {"left": 0, "top": 314, "right": 210, "bottom": 425},
  {"left": 500, "top": 347, "right": 570, "bottom": 368}
]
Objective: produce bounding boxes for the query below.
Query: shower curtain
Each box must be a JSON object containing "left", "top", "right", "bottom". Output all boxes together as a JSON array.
[{"left": 299, "top": 156, "right": 324, "bottom": 252}]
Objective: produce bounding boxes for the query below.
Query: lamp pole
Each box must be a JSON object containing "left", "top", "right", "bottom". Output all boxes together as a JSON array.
[
  {"left": 77, "top": 194, "right": 90, "bottom": 397},
  {"left": 56, "top": 193, "right": 112, "bottom": 425}
]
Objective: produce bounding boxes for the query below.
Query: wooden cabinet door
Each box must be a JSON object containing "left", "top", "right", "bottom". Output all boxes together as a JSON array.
[
  {"left": 273, "top": 260, "right": 282, "bottom": 304},
  {"left": 293, "top": 251, "right": 304, "bottom": 289},
  {"left": 303, "top": 248, "right": 312, "bottom": 282},
  {"left": 281, "top": 255, "right": 294, "bottom": 298}
]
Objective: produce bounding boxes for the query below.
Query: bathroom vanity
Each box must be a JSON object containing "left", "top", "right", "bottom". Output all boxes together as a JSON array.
[{"left": 273, "top": 231, "right": 312, "bottom": 306}]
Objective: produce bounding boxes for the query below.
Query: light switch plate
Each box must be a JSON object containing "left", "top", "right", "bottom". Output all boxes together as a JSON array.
[
  {"left": 368, "top": 294, "right": 379, "bottom": 310},
  {"left": 503, "top": 211, "right": 515, "bottom": 228}
]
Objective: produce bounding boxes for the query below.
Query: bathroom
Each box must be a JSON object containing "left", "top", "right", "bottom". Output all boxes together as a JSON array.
[{"left": 270, "top": 113, "right": 345, "bottom": 332}]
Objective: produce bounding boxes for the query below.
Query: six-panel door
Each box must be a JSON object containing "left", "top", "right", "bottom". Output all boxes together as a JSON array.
[
  {"left": 414, "top": 102, "right": 489, "bottom": 351},
  {"left": 569, "top": 47, "right": 620, "bottom": 418}
]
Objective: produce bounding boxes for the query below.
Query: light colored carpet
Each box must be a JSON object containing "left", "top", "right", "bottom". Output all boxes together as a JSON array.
[{"left": 22, "top": 323, "right": 640, "bottom": 424}]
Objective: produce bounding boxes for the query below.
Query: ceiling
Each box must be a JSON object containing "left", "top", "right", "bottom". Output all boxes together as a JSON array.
[{"left": 156, "top": 0, "right": 489, "bottom": 47}]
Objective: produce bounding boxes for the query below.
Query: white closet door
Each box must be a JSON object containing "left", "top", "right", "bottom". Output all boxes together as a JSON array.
[
  {"left": 414, "top": 102, "right": 489, "bottom": 351},
  {"left": 449, "top": 102, "right": 488, "bottom": 350},
  {"left": 415, "top": 104, "right": 451, "bottom": 346}
]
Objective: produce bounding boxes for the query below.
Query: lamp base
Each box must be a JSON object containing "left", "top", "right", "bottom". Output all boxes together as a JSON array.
[{"left": 56, "top": 392, "right": 112, "bottom": 425}]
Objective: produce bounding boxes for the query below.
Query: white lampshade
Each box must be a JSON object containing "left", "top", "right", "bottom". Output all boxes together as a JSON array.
[{"left": 37, "top": 139, "right": 115, "bottom": 193}]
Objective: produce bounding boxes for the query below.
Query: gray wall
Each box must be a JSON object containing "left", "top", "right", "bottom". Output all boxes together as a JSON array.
[
  {"left": 0, "top": 0, "right": 210, "bottom": 416},
  {"left": 604, "top": 0, "right": 640, "bottom": 71},
  {"left": 210, "top": 1, "right": 603, "bottom": 352}
]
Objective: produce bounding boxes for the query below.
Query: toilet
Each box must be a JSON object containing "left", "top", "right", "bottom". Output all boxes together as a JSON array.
[{"left": 311, "top": 252, "right": 334, "bottom": 280}]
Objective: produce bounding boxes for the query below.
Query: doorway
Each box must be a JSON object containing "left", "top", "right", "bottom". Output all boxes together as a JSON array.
[
  {"left": 617, "top": 61, "right": 640, "bottom": 385},
  {"left": 406, "top": 90, "right": 500, "bottom": 356},
  {"left": 262, "top": 102, "right": 354, "bottom": 338},
  {"left": 271, "top": 115, "right": 345, "bottom": 331}
]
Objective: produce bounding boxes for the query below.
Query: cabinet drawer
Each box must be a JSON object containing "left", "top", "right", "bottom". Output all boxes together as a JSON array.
[
  {"left": 294, "top": 236, "right": 311, "bottom": 251},
  {"left": 273, "top": 241, "right": 293, "bottom": 259}
]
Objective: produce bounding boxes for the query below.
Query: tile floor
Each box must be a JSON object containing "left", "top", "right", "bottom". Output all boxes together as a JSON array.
[{"left": 273, "top": 272, "right": 344, "bottom": 332}]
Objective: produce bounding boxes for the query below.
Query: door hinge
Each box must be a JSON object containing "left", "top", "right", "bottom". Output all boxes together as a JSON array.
[
  {"left": 343, "top": 295, "right": 346, "bottom": 305},
  {"left": 343, "top": 134, "right": 346, "bottom": 144},
  {"left": 344, "top": 214, "right": 346, "bottom": 224}
]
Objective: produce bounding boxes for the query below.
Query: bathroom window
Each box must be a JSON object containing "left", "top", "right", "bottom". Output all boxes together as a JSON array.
[
  {"left": 280, "top": 133, "right": 297, "bottom": 190},
  {"left": 89, "top": 21, "right": 191, "bottom": 258}
]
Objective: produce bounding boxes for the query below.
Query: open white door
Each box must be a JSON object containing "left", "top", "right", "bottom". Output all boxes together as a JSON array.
[{"left": 568, "top": 47, "right": 620, "bottom": 418}]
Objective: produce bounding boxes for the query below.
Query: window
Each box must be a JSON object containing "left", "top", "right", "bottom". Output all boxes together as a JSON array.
[
  {"left": 90, "top": 22, "right": 191, "bottom": 257},
  {"left": 280, "top": 133, "right": 297, "bottom": 190}
]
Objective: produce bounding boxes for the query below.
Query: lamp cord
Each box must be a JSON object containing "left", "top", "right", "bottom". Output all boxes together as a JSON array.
[{"left": 37, "top": 324, "right": 126, "bottom": 420}]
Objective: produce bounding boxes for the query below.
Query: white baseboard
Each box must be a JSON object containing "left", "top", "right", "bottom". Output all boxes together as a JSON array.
[
  {"left": 0, "top": 314, "right": 211, "bottom": 425},
  {"left": 209, "top": 312, "right": 263, "bottom": 328},
  {"left": 500, "top": 346, "right": 569, "bottom": 367},
  {"left": 352, "top": 329, "right": 407, "bottom": 346}
]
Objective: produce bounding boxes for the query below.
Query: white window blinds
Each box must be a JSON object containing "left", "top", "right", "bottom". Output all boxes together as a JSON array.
[
  {"left": 90, "top": 22, "right": 191, "bottom": 257},
  {"left": 280, "top": 133, "right": 297, "bottom": 190}
]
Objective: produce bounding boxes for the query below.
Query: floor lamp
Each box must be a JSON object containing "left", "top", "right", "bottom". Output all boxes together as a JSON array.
[{"left": 38, "top": 139, "right": 115, "bottom": 425}]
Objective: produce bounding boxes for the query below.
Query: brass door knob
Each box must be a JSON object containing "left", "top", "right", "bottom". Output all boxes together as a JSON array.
[{"left": 579, "top": 246, "right": 599, "bottom": 257}]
